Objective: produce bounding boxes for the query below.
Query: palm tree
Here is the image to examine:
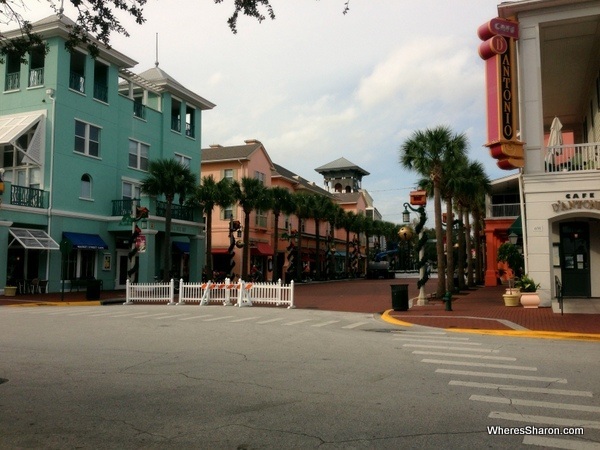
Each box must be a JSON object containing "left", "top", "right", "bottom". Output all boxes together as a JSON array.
[
  {"left": 400, "top": 126, "right": 462, "bottom": 298},
  {"left": 311, "top": 194, "right": 336, "bottom": 280},
  {"left": 268, "top": 186, "right": 296, "bottom": 281},
  {"left": 292, "top": 192, "right": 314, "bottom": 281},
  {"left": 187, "top": 175, "right": 235, "bottom": 279},
  {"left": 141, "top": 158, "right": 197, "bottom": 282},
  {"left": 231, "top": 177, "right": 270, "bottom": 279}
]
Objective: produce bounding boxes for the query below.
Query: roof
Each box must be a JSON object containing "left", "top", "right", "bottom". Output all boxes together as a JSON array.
[
  {"left": 137, "top": 66, "right": 215, "bottom": 110},
  {"left": 201, "top": 140, "right": 264, "bottom": 163},
  {"left": 315, "top": 157, "right": 370, "bottom": 176},
  {"left": 272, "top": 164, "right": 333, "bottom": 197}
]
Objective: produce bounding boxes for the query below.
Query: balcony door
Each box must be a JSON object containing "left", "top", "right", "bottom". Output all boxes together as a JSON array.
[{"left": 560, "top": 222, "right": 590, "bottom": 297}]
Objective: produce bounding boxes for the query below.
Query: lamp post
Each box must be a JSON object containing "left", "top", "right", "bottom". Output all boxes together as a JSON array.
[{"left": 403, "top": 201, "right": 428, "bottom": 305}]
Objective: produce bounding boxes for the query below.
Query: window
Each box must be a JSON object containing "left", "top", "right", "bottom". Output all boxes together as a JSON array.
[
  {"left": 64, "top": 249, "right": 96, "bottom": 280},
  {"left": 74, "top": 120, "right": 101, "bottom": 157},
  {"left": 80, "top": 174, "right": 92, "bottom": 199},
  {"left": 223, "top": 205, "right": 234, "bottom": 220},
  {"left": 122, "top": 181, "right": 141, "bottom": 200},
  {"left": 128, "top": 139, "right": 149, "bottom": 171},
  {"left": 185, "top": 105, "right": 195, "bottom": 138},
  {"left": 69, "top": 51, "right": 86, "bottom": 93},
  {"left": 4, "top": 52, "right": 20, "bottom": 91},
  {"left": 223, "top": 169, "right": 234, "bottom": 181},
  {"left": 93, "top": 61, "right": 108, "bottom": 102},
  {"left": 255, "top": 171, "right": 266, "bottom": 184},
  {"left": 255, "top": 209, "right": 267, "bottom": 228},
  {"left": 175, "top": 153, "right": 191, "bottom": 168},
  {"left": 171, "top": 99, "right": 182, "bottom": 132},
  {"left": 29, "top": 47, "right": 45, "bottom": 87}
]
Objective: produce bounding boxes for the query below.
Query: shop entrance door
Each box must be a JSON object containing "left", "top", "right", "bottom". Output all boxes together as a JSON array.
[{"left": 560, "top": 222, "right": 591, "bottom": 297}]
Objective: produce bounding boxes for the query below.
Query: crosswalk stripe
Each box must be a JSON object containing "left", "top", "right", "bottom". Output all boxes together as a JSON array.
[
  {"left": 403, "top": 344, "right": 500, "bottom": 353},
  {"left": 87, "top": 311, "right": 122, "bottom": 317},
  {"left": 283, "top": 319, "right": 313, "bottom": 326},
  {"left": 203, "top": 316, "right": 235, "bottom": 322},
  {"left": 229, "top": 317, "right": 260, "bottom": 323},
  {"left": 436, "top": 369, "right": 567, "bottom": 383},
  {"left": 107, "top": 312, "right": 144, "bottom": 317},
  {"left": 256, "top": 318, "right": 285, "bottom": 324},
  {"left": 423, "top": 359, "right": 537, "bottom": 371},
  {"left": 394, "top": 337, "right": 481, "bottom": 344},
  {"left": 449, "top": 381, "right": 591, "bottom": 397},
  {"left": 489, "top": 411, "right": 600, "bottom": 429},
  {"left": 412, "top": 351, "right": 517, "bottom": 361},
  {"left": 470, "top": 395, "right": 600, "bottom": 413},
  {"left": 523, "top": 436, "right": 599, "bottom": 449},
  {"left": 179, "top": 315, "right": 213, "bottom": 321},
  {"left": 342, "top": 322, "right": 369, "bottom": 329},
  {"left": 311, "top": 320, "right": 341, "bottom": 327}
]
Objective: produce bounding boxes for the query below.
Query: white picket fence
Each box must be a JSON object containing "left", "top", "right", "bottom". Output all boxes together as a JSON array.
[{"left": 125, "top": 278, "right": 295, "bottom": 309}]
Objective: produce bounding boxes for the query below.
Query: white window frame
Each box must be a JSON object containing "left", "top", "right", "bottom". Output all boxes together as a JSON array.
[
  {"left": 80, "top": 173, "right": 93, "bottom": 200},
  {"left": 74, "top": 119, "right": 101, "bottom": 157},
  {"left": 122, "top": 180, "right": 141, "bottom": 200},
  {"left": 128, "top": 139, "right": 149, "bottom": 171},
  {"left": 175, "top": 153, "right": 191, "bottom": 168}
]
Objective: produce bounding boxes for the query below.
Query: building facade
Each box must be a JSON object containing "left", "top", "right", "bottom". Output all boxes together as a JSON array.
[
  {"left": 481, "top": 0, "right": 600, "bottom": 306},
  {"left": 0, "top": 16, "right": 213, "bottom": 294}
]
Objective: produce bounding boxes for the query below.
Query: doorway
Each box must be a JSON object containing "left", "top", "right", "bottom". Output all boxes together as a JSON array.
[{"left": 560, "top": 222, "right": 591, "bottom": 297}]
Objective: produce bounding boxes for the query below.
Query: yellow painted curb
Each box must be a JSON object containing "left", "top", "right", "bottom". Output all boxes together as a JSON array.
[{"left": 381, "top": 309, "right": 413, "bottom": 327}]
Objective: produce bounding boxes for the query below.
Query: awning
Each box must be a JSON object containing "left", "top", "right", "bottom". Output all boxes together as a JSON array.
[
  {"left": 173, "top": 241, "right": 190, "bottom": 253},
  {"left": 9, "top": 228, "right": 60, "bottom": 250},
  {"left": 63, "top": 232, "right": 108, "bottom": 250},
  {"left": 251, "top": 242, "right": 274, "bottom": 256},
  {"left": 0, "top": 112, "right": 44, "bottom": 164},
  {"left": 508, "top": 216, "right": 522, "bottom": 236}
]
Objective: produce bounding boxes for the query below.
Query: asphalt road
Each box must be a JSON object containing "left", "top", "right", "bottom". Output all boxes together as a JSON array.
[{"left": 1, "top": 304, "right": 599, "bottom": 449}]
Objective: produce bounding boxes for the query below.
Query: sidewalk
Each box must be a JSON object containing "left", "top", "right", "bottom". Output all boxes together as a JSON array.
[{"left": 2, "top": 279, "right": 599, "bottom": 337}]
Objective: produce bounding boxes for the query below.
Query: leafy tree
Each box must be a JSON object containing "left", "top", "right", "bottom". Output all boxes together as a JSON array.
[
  {"left": 141, "top": 158, "right": 197, "bottom": 282},
  {"left": 268, "top": 186, "right": 295, "bottom": 281},
  {"left": 231, "top": 177, "right": 270, "bottom": 279},
  {"left": 187, "top": 175, "right": 234, "bottom": 278},
  {"left": 1, "top": 0, "right": 351, "bottom": 60}
]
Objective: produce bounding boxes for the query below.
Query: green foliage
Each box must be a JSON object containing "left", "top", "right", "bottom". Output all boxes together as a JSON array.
[
  {"left": 516, "top": 274, "right": 539, "bottom": 292},
  {"left": 496, "top": 242, "right": 524, "bottom": 277}
]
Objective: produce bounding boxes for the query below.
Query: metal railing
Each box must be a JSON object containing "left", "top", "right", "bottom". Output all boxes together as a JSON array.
[
  {"left": 11, "top": 185, "right": 47, "bottom": 209},
  {"left": 156, "top": 201, "right": 194, "bottom": 221},
  {"left": 133, "top": 102, "right": 146, "bottom": 120},
  {"left": 69, "top": 72, "right": 85, "bottom": 93},
  {"left": 490, "top": 203, "right": 520, "bottom": 218},
  {"left": 171, "top": 116, "right": 181, "bottom": 132},
  {"left": 112, "top": 199, "right": 138, "bottom": 216},
  {"left": 545, "top": 143, "right": 600, "bottom": 173},
  {"left": 5, "top": 72, "right": 20, "bottom": 91},
  {"left": 28, "top": 68, "right": 44, "bottom": 87},
  {"left": 185, "top": 122, "right": 195, "bottom": 138},
  {"left": 93, "top": 83, "right": 108, "bottom": 102}
]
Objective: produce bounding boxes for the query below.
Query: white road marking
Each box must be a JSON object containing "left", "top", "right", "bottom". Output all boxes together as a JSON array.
[
  {"left": 342, "top": 322, "right": 369, "bottom": 329},
  {"left": 203, "top": 316, "right": 235, "bottom": 322},
  {"left": 311, "top": 320, "right": 341, "bottom": 327},
  {"left": 229, "top": 317, "right": 260, "bottom": 323},
  {"left": 412, "top": 351, "right": 516, "bottom": 361},
  {"left": 523, "top": 436, "right": 599, "bottom": 450},
  {"left": 436, "top": 369, "right": 567, "bottom": 383},
  {"left": 179, "top": 315, "right": 213, "bottom": 321},
  {"left": 449, "top": 381, "right": 592, "bottom": 397},
  {"left": 283, "top": 319, "right": 313, "bottom": 326},
  {"left": 403, "top": 344, "right": 500, "bottom": 353},
  {"left": 489, "top": 411, "right": 600, "bottom": 429},
  {"left": 470, "top": 395, "right": 600, "bottom": 413},
  {"left": 256, "top": 318, "right": 285, "bottom": 324},
  {"left": 422, "top": 359, "right": 537, "bottom": 371}
]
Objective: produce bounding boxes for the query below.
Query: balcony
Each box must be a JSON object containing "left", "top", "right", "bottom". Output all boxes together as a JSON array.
[
  {"left": 133, "top": 101, "right": 146, "bottom": 120},
  {"left": 11, "top": 185, "right": 47, "bottom": 209},
  {"left": 545, "top": 143, "right": 600, "bottom": 173},
  {"left": 156, "top": 201, "right": 194, "bottom": 221},
  {"left": 28, "top": 68, "right": 44, "bottom": 87},
  {"left": 171, "top": 116, "right": 181, "bottom": 133},
  {"left": 69, "top": 72, "right": 85, "bottom": 93},
  {"left": 112, "top": 199, "right": 138, "bottom": 217},
  {"left": 93, "top": 83, "right": 108, "bottom": 102},
  {"left": 490, "top": 203, "right": 520, "bottom": 218},
  {"left": 185, "top": 122, "right": 195, "bottom": 138},
  {"left": 5, "top": 72, "right": 20, "bottom": 91}
]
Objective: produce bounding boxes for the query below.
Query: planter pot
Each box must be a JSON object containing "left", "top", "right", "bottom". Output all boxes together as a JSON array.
[
  {"left": 502, "top": 293, "right": 521, "bottom": 307},
  {"left": 520, "top": 292, "right": 540, "bottom": 308},
  {"left": 505, "top": 288, "right": 520, "bottom": 295},
  {"left": 4, "top": 286, "right": 17, "bottom": 297}
]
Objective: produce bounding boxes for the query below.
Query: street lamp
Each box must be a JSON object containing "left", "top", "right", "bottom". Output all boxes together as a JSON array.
[
  {"left": 508, "top": 232, "right": 518, "bottom": 245},
  {"left": 403, "top": 197, "right": 428, "bottom": 306}
]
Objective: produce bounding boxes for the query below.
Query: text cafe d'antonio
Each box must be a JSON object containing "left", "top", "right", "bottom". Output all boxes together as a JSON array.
[{"left": 551, "top": 193, "right": 600, "bottom": 213}]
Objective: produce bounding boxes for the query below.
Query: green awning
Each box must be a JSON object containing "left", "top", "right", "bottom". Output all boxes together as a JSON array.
[{"left": 508, "top": 216, "right": 522, "bottom": 236}]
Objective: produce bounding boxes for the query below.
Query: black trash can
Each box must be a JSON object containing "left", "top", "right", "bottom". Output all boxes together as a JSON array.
[
  {"left": 391, "top": 284, "right": 409, "bottom": 311},
  {"left": 86, "top": 280, "right": 101, "bottom": 300}
]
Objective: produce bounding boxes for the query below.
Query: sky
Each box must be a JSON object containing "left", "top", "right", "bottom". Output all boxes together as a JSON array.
[{"left": 20, "top": 0, "right": 517, "bottom": 223}]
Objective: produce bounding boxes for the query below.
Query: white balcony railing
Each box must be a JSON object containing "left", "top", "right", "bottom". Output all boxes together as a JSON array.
[{"left": 545, "top": 143, "right": 600, "bottom": 173}]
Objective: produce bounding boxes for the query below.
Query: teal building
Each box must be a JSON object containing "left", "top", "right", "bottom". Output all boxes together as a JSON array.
[{"left": 0, "top": 15, "right": 214, "bottom": 294}]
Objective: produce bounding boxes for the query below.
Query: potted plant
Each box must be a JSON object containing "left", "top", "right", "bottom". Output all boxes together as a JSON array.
[
  {"left": 497, "top": 243, "right": 524, "bottom": 306},
  {"left": 516, "top": 274, "right": 540, "bottom": 308},
  {"left": 3, "top": 285, "right": 17, "bottom": 297}
]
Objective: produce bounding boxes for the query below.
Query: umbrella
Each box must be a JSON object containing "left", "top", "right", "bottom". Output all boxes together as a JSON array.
[{"left": 548, "top": 117, "right": 563, "bottom": 147}]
